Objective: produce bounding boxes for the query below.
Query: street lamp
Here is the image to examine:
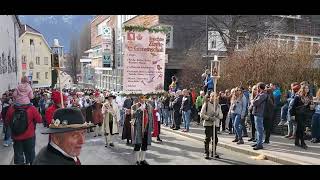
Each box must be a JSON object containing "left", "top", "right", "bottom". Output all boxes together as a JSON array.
[{"left": 211, "top": 55, "right": 220, "bottom": 158}]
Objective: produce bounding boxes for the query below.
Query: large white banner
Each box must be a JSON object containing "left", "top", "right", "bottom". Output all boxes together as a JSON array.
[{"left": 123, "top": 30, "right": 166, "bottom": 94}]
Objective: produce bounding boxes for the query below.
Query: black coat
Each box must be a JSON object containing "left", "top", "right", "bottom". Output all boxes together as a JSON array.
[{"left": 33, "top": 144, "right": 78, "bottom": 165}]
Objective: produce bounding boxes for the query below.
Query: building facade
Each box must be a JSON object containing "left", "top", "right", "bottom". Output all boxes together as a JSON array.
[
  {"left": 19, "top": 24, "right": 52, "bottom": 88},
  {"left": 0, "top": 15, "right": 21, "bottom": 93},
  {"left": 125, "top": 15, "right": 320, "bottom": 89},
  {"left": 84, "top": 15, "right": 136, "bottom": 91}
]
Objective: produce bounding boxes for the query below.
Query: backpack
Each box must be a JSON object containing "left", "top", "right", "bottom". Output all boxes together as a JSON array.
[{"left": 10, "top": 107, "right": 29, "bottom": 136}]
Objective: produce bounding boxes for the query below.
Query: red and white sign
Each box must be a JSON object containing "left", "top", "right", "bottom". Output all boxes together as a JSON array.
[{"left": 123, "top": 30, "right": 166, "bottom": 94}]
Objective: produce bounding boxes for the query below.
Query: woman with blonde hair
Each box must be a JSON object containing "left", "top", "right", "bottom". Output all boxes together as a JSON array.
[
  {"left": 228, "top": 87, "right": 247, "bottom": 144},
  {"left": 289, "top": 85, "right": 313, "bottom": 149},
  {"left": 200, "top": 92, "right": 223, "bottom": 159}
]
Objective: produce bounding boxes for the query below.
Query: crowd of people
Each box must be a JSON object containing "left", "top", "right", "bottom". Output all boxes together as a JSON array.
[{"left": 0, "top": 74, "right": 320, "bottom": 164}]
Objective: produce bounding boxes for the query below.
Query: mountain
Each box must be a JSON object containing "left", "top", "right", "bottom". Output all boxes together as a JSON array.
[{"left": 18, "top": 15, "right": 95, "bottom": 53}]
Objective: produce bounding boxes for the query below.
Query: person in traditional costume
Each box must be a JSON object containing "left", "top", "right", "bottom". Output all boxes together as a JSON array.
[
  {"left": 33, "top": 108, "right": 95, "bottom": 165},
  {"left": 45, "top": 90, "right": 67, "bottom": 127},
  {"left": 102, "top": 93, "right": 120, "bottom": 147},
  {"left": 150, "top": 95, "right": 162, "bottom": 142},
  {"left": 122, "top": 95, "right": 133, "bottom": 145},
  {"left": 85, "top": 93, "right": 94, "bottom": 133},
  {"left": 131, "top": 96, "right": 154, "bottom": 165},
  {"left": 92, "top": 92, "right": 104, "bottom": 137}
]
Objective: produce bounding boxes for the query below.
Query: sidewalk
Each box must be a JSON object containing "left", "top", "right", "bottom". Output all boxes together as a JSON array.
[
  {"left": 0, "top": 123, "right": 14, "bottom": 165},
  {"left": 161, "top": 122, "right": 320, "bottom": 165}
]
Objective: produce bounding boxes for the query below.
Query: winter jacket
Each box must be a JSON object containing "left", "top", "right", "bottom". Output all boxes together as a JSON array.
[
  {"left": 200, "top": 102, "right": 223, "bottom": 127},
  {"left": 13, "top": 83, "right": 34, "bottom": 105},
  {"left": 45, "top": 104, "right": 59, "bottom": 126},
  {"left": 252, "top": 92, "right": 268, "bottom": 117},
  {"left": 172, "top": 95, "right": 183, "bottom": 112},
  {"left": 204, "top": 75, "right": 214, "bottom": 90},
  {"left": 5, "top": 105, "right": 42, "bottom": 141},
  {"left": 273, "top": 88, "right": 282, "bottom": 106},
  {"left": 181, "top": 96, "right": 191, "bottom": 112},
  {"left": 196, "top": 95, "right": 204, "bottom": 110},
  {"left": 229, "top": 95, "right": 247, "bottom": 119}
]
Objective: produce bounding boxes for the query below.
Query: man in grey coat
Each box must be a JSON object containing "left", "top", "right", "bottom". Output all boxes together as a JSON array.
[{"left": 251, "top": 82, "right": 268, "bottom": 150}]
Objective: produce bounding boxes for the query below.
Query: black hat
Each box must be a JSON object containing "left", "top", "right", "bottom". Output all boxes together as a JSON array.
[{"left": 41, "top": 108, "right": 95, "bottom": 134}]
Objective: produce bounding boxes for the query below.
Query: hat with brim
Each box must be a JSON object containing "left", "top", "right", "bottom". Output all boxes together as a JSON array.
[{"left": 41, "top": 107, "right": 95, "bottom": 134}]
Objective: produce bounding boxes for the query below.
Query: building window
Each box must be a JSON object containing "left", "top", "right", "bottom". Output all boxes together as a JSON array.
[
  {"left": 36, "top": 72, "right": 40, "bottom": 79},
  {"left": 36, "top": 57, "right": 40, "bottom": 65},
  {"left": 22, "top": 55, "right": 27, "bottom": 64},
  {"left": 45, "top": 72, "right": 48, "bottom": 79},
  {"left": 97, "top": 18, "right": 110, "bottom": 36},
  {"left": 275, "top": 15, "right": 301, "bottom": 19},
  {"left": 154, "top": 25, "right": 173, "bottom": 49},
  {"left": 236, "top": 32, "right": 247, "bottom": 50},
  {"left": 29, "top": 62, "right": 34, "bottom": 69},
  {"left": 44, "top": 57, "right": 49, "bottom": 65},
  {"left": 30, "top": 39, "right": 34, "bottom": 46},
  {"left": 208, "top": 30, "right": 227, "bottom": 51}
]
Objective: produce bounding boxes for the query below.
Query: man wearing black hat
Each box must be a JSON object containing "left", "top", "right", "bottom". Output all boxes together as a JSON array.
[
  {"left": 102, "top": 93, "right": 120, "bottom": 147},
  {"left": 33, "top": 108, "right": 95, "bottom": 165}
]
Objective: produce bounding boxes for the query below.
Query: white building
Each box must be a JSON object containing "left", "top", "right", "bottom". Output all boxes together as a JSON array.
[{"left": 0, "top": 15, "right": 22, "bottom": 93}]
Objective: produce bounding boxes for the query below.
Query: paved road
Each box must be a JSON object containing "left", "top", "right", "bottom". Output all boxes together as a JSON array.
[{"left": 3, "top": 124, "right": 279, "bottom": 165}]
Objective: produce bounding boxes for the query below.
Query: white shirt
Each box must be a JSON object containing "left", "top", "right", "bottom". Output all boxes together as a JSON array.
[{"left": 50, "top": 141, "right": 77, "bottom": 162}]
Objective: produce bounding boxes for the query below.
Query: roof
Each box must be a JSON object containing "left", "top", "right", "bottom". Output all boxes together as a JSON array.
[
  {"left": 19, "top": 24, "right": 52, "bottom": 52},
  {"left": 13, "top": 15, "right": 22, "bottom": 29},
  {"left": 20, "top": 24, "right": 41, "bottom": 35}
]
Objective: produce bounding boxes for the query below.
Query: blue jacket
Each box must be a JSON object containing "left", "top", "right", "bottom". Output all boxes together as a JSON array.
[
  {"left": 273, "top": 88, "right": 281, "bottom": 106},
  {"left": 204, "top": 75, "right": 214, "bottom": 90}
]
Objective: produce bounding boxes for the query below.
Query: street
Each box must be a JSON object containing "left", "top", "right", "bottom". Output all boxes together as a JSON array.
[{"left": 31, "top": 124, "right": 278, "bottom": 165}]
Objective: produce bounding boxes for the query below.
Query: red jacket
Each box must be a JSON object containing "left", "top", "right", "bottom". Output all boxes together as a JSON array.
[
  {"left": 5, "top": 105, "right": 42, "bottom": 141},
  {"left": 45, "top": 104, "right": 59, "bottom": 126}
]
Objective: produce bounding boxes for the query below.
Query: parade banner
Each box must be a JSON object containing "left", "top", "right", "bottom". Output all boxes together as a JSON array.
[{"left": 123, "top": 30, "right": 166, "bottom": 94}]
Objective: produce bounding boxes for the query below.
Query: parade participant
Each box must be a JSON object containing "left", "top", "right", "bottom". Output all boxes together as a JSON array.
[
  {"left": 85, "top": 93, "right": 94, "bottom": 133},
  {"left": 151, "top": 95, "right": 162, "bottom": 142},
  {"left": 102, "top": 93, "right": 120, "bottom": 147},
  {"left": 33, "top": 108, "right": 95, "bottom": 165},
  {"left": 131, "top": 95, "right": 153, "bottom": 165},
  {"left": 45, "top": 91, "right": 67, "bottom": 127},
  {"left": 92, "top": 92, "right": 103, "bottom": 137},
  {"left": 122, "top": 95, "right": 133, "bottom": 145},
  {"left": 200, "top": 93, "right": 223, "bottom": 159}
]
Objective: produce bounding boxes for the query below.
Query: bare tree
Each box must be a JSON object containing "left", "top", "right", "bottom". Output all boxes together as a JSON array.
[
  {"left": 68, "top": 22, "right": 91, "bottom": 84},
  {"left": 219, "top": 40, "right": 320, "bottom": 90}
]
